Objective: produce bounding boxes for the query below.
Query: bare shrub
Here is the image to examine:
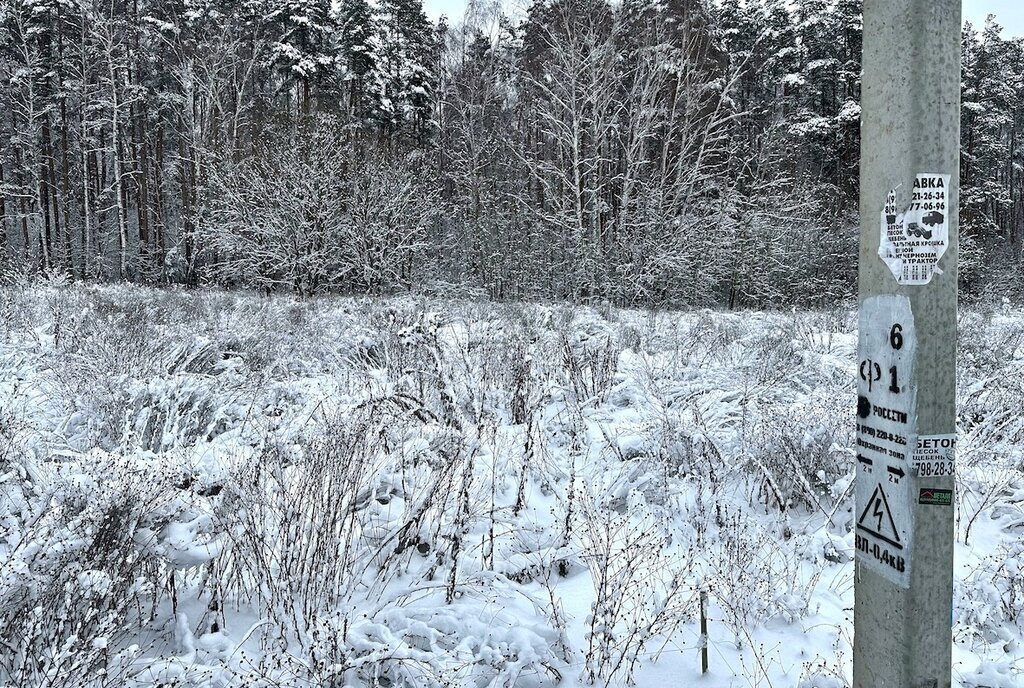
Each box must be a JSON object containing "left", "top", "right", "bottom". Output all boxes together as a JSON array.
[{"left": 577, "top": 489, "right": 696, "bottom": 686}]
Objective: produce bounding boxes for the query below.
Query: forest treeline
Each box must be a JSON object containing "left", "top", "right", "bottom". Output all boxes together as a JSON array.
[{"left": 0, "top": 0, "right": 1021, "bottom": 306}]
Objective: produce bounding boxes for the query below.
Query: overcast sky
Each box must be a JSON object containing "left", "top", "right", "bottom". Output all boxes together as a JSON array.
[
  {"left": 423, "top": 0, "right": 465, "bottom": 20},
  {"left": 424, "top": 0, "right": 1024, "bottom": 38},
  {"left": 963, "top": 0, "right": 1024, "bottom": 35}
]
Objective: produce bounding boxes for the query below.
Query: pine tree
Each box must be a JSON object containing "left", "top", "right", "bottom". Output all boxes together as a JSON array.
[
  {"left": 335, "top": 0, "right": 378, "bottom": 122},
  {"left": 264, "top": 0, "right": 337, "bottom": 114},
  {"left": 958, "top": 15, "right": 1024, "bottom": 290},
  {"left": 375, "top": 0, "right": 436, "bottom": 141}
]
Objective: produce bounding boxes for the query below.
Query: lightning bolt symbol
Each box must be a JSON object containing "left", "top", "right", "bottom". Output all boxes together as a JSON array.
[{"left": 873, "top": 496, "right": 885, "bottom": 531}]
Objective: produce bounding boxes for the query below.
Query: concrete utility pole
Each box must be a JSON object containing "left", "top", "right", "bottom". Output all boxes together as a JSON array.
[{"left": 854, "top": 1, "right": 960, "bottom": 687}]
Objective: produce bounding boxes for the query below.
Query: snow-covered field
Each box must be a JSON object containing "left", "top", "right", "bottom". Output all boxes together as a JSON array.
[{"left": 1, "top": 283, "right": 1022, "bottom": 687}]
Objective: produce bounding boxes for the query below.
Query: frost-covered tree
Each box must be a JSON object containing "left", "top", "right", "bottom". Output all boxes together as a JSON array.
[
  {"left": 708, "top": 0, "right": 861, "bottom": 307},
  {"left": 958, "top": 17, "right": 1024, "bottom": 295},
  {"left": 1, "top": 0, "right": 69, "bottom": 274},
  {"left": 374, "top": 0, "right": 436, "bottom": 140},
  {"left": 334, "top": 0, "right": 378, "bottom": 122},
  {"left": 202, "top": 117, "right": 435, "bottom": 294},
  {"left": 264, "top": 0, "right": 338, "bottom": 113},
  {"left": 2, "top": 0, "right": 1024, "bottom": 303},
  {"left": 436, "top": 7, "right": 522, "bottom": 296}
]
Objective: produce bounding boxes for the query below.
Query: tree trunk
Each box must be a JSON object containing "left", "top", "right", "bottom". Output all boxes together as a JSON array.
[
  {"left": 109, "top": 60, "right": 130, "bottom": 279},
  {"left": 60, "top": 96, "right": 73, "bottom": 274},
  {"left": 37, "top": 120, "right": 53, "bottom": 272},
  {"left": 43, "top": 115, "right": 63, "bottom": 272},
  {"left": 81, "top": 18, "right": 93, "bottom": 278},
  {"left": 0, "top": 163, "right": 7, "bottom": 264}
]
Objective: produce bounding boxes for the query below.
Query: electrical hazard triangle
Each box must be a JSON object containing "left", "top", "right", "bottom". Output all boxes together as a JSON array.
[{"left": 857, "top": 483, "right": 903, "bottom": 550}]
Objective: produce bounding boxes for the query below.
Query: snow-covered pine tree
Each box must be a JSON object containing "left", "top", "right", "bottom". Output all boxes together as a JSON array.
[
  {"left": 958, "top": 16, "right": 1024, "bottom": 292},
  {"left": 264, "top": 0, "right": 337, "bottom": 114},
  {"left": 1, "top": 0, "right": 80, "bottom": 275},
  {"left": 375, "top": 0, "right": 436, "bottom": 142},
  {"left": 334, "top": 0, "right": 378, "bottom": 124}
]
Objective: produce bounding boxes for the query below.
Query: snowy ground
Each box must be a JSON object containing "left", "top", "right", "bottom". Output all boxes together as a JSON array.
[{"left": 1, "top": 283, "right": 1022, "bottom": 687}]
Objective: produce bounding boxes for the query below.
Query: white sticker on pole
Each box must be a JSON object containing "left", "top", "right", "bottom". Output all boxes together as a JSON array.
[
  {"left": 879, "top": 173, "right": 951, "bottom": 285},
  {"left": 855, "top": 295, "right": 916, "bottom": 587},
  {"left": 911, "top": 433, "right": 956, "bottom": 478}
]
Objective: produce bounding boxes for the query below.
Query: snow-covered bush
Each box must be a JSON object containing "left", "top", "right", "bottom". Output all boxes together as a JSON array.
[
  {"left": 578, "top": 489, "right": 695, "bottom": 685},
  {"left": 1, "top": 283, "right": 1021, "bottom": 687},
  {"left": 202, "top": 117, "right": 437, "bottom": 296},
  {"left": 0, "top": 450, "right": 177, "bottom": 686}
]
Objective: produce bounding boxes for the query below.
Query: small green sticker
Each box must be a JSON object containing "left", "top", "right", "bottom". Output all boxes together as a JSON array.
[{"left": 919, "top": 488, "right": 952, "bottom": 506}]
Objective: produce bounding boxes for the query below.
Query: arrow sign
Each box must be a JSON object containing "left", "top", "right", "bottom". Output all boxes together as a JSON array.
[
  {"left": 857, "top": 454, "right": 874, "bottom": 467},
  {"left": 887, "top": 465, "right": 905, "bottom": 480}
]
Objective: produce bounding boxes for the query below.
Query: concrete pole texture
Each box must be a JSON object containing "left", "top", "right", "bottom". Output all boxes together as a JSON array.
[{"left": 854, "top": 1, "right": 960, "bottom": 687}]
